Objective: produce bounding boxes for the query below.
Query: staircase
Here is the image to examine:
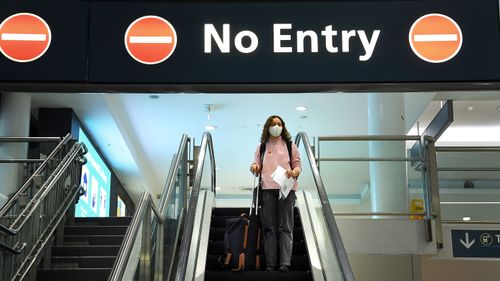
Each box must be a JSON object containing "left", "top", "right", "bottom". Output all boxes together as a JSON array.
[
  {"left": 36, "top": 217, "right": 131, "bottom": 281},
  {"left": 205, "top": 208, "right": 312, "bottom": 281}
]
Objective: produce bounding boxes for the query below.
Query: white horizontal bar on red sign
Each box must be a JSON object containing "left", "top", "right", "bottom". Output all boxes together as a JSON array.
[
  {"left": 413, "top": 34, "right": 458, "bottom": 42},
  {"left": 1, "top": 33, "right": 47, "bottom": 41},
  {"left": 129, "top": 36, "right": 172, "bottom": 44}
]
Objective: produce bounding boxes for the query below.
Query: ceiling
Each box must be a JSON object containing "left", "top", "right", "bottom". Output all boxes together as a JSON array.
[{"left": 28, "top": 91, "right": 500, "bottom": 203}]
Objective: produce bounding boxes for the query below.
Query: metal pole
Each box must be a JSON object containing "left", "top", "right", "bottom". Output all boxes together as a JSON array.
[{"left": 425, "top": 136, "right": 443, "bottom": 249}]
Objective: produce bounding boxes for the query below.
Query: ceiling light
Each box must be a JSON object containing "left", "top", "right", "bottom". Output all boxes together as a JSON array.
[
  {"left": 295, "top": 106, "right": 308, "bottom": 111},
  {"left": 462, "top": 216, "right": 471, "bottom": 221},
  {"left": 205, "top": 125, "right": 217, "bottom": 131},
  {"left": 497, "top": 106, "right": 500, "bottom": 111},
  {"left": 149, "top": 95, "right": 159, "bottom": 99},
  {"left": 466, "top": 106, "right": 474, "bottom": 111}
]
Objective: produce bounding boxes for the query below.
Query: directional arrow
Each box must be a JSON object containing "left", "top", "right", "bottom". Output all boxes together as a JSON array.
[{"left": 460, "top": 232, "right": 475, "bottom": 249}]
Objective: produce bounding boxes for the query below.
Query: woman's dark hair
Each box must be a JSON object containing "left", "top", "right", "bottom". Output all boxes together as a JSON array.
[{"left": 260, "top": 115, "right": 292, "bottom": 143}]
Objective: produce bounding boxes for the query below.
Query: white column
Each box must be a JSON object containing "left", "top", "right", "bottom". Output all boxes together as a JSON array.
[
  {"left": 368, "top": 93, "right": 408, "bottom": 213},
  {"left": 0, "top": 93, "right": 31, "bottom": 207}
]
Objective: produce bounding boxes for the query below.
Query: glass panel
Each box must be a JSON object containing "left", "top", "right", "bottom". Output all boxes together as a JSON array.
[
  {"left": 297, "top": 139, "right": 345, "bottom": 281},
  {"left": 122, "top": 224, "right": 143, "bottom": 281},
  {"left": 162, "top": 148, "right": 188, "bottom": 279},
  {"left": 199, "top": 146, "right": 213, "bottom": 192},
  {"left": 437, "top": 149, "right": 500, "bottom": 221}
]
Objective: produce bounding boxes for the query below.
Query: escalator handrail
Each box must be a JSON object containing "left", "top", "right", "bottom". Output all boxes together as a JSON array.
[
  {"left": 158, "top": 133, "right": 189, "bottom": 214},
  {"left": 174, "top": 132, "right": 216, "bottom": 281},
  {"left": 108, "top": 192, "right": 163, "bottom": 281},
  {"left": 295, "top": 132, "right": 356, "bottom": 281}
]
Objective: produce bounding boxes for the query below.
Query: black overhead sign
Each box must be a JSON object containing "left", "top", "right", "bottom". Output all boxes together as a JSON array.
[
  {"left": 87, "top": 0, "right": 500, "bottom": 84},
  {"left": 0, "top": 0, "right": 500, "bottom": 85},
  {"left": 452, "top": 230, "right": 500, "bottom": 258}
]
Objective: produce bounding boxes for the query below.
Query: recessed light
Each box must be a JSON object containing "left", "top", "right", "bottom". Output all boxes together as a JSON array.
[
  {"left": 296, "top": 106, "right": 308, "bottom": 111},
  {"left": 462, "top": 216, "right": 471, "bottom": 221},
  {"left": 497, "top": 106, "right": 500, "bottom": 111},
  {"left": 466, "top": 106, "right": 474, "bottom": 111},
  {"left": 205, "top": 125, "right": 217, "bottom": 131}
]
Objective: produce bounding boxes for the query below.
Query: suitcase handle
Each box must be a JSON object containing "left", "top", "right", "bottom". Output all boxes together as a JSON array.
[{"left": 250, "top": 176, "right": 260, "bottom": 216}]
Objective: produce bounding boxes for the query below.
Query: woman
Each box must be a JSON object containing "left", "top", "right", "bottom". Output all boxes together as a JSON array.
[{"left": 250, "top": 115, "right": 301, "bottom": 272}]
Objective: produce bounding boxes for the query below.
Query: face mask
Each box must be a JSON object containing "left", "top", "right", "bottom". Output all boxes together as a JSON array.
[{"left": 269, "top": 125, "right": 283, "bottom": 137}]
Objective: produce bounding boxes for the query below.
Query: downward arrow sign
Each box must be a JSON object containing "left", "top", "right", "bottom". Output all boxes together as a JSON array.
[{"left": 460, "top": 233, "right": 475, "bottom": 249}]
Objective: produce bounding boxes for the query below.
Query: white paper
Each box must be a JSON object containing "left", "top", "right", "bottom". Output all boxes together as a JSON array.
[{"left": 271, "top": 165, "right": 294, "bottom": 199}]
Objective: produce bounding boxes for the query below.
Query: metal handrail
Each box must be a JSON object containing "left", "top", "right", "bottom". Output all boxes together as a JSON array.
[
  {"left": 318, "top": 135, "right": 421, "bottom": 141},
  {"left": 0, "top": 137, "right": 60, "bottom": 143},
  {"left": 296, "top": 132, "right": 356, "bottom": 281},
  {"left": 175, "top": 132, "right": 216, "bottom": 281},
  {"left": 0, "top": 133, "right": 74, "bottom": 219},
  {"left": 0, "top": 136, "right": 84, "bottom": 236},
  {"left": 316, "top": 134, "right": 443, "bottom": 247},
  {"left": 436, "top": 146, "right": 500, "bottom": 152},
  {"left": 1, "top": 140, "right": 86, "bottom": 281},
  {"left": 442, "top": 220, "right": 500, "bottom": 224},
  {"left": 108, "top": 192, "right": 164, "bottom": 281},
  {"left": 159, "top": 134, "right": 189, "bottom": 214},
  {"left": 108, "top": 133, "right": 191, "bottom": 281},
  {"left": 333, "top": 212, "right": 426, "bottom": 217}
]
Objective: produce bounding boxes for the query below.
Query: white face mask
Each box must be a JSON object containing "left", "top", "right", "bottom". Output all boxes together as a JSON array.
[{"left": 269, "top": 125, "right": 283, "bottom": 137}]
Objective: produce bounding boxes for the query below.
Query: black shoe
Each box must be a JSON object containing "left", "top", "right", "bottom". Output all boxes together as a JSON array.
[
  {"left": 265, "top": 266, "right": 275, "bottom": 272},
  {"left": 279, "top": 265, "right": 289, "bottom": 272}
]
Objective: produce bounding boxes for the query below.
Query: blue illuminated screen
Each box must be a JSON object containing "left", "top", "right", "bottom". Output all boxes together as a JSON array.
[{"left": 75, "top": 128, "right": 111, "bottom": 217}]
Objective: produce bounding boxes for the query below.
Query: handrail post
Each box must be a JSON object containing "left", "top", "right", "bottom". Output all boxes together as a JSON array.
[{"left": 424, "top": 136, "right": 443, "bottom": 249}]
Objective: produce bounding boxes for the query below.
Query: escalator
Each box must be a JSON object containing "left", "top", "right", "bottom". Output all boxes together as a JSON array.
[{"left": 169, "top": 132, "right": 355, "bottom": 281}]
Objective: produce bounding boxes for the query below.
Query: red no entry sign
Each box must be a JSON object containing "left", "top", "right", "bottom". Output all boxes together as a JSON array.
[
  {"left": 409, "top": 13, "right": 462, "bottom": 63},
  {"left": 0, "top": 13, "right": 52, "bottom": 63},
  {"left": 124, "top": 16, "right": 177, "bottom": 65}
]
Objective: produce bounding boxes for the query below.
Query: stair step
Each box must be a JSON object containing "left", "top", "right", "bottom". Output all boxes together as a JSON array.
[
  {"left": 52, "top": 245, "right": 120, "bottom": 257},
  {"left": 204, "top": 270, "right": 312, "bottom": 281},
  {"left": 51, "top": 256, "right": 116, "bottom": 268},
  {"left": 36, "top": 268, "right": 111, "bottom": 281},
  {"left": 64, "top": 235, "right": 125, "bottom": 245},
  {"left": 64, "top": 225, "right": 128, "bottom": 235},
  {"left": 74, "top": 217, "right": 132, "bottom": 226}
]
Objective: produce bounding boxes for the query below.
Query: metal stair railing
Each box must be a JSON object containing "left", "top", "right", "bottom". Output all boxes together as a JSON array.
[
  {"left": 0, "top": 134, "right": 87, "bottom": 281},
  {"left": 314, "top": 135, "right": 442, "bottom": 249}
]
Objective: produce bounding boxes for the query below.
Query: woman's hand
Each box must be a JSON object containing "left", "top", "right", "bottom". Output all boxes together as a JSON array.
[
  {"left": 285, "top": 168, "right": 300, "bottom": 179},
  {"left": 250, "top": 163, "right": 261, "bottom": 175}
]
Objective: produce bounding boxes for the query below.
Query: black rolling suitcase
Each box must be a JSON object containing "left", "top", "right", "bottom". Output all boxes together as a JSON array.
[{"left": 219, "top": 180, "right": 261, "bottom": 271}]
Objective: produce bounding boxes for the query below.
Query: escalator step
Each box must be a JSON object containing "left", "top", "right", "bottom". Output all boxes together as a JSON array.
[
  {"left": 207, "top": 240, "right": 307, "bottom": 255},
  {"left": 205, "top": 254, "right": 310, "bottom": 271},
  {"left": 209, "top": 227, "right": 304, "bottom": 241},
  {"left": 204, "top": 270, "right": 312, "bottom": 281},
  {"left": 211, "top": 215, "right": 301, "bottom": 228}
]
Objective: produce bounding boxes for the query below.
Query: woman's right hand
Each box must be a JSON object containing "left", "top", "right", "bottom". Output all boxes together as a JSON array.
[{"left": 250, "top": 163, "right": 261, "bottom": 175}]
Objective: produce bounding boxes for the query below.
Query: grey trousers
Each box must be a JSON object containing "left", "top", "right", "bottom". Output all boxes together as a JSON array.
[{"left": 260, "top": 189, "right": 296, "bottom": 268}]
